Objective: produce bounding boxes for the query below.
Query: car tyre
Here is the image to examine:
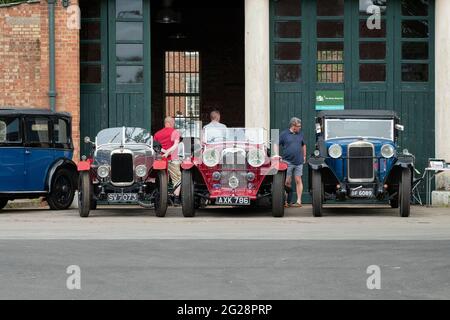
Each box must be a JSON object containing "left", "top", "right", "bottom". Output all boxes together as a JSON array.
[
  {"left": 155, "top": 170, "right": 168, "bottom": 217},
  {"left": 47, "top": 168, "right": 76, "bottom": 210},
  {"left": 272, "top": 171, "right": 286, "bottom": 217},
  {"left": 78, "top": 171, "right": 92, "bottom": 218},
  {"left": 182, "top": 170, "right": 196, "bottom": 217},
  {"left": 312, "top": 170, "right": 323, "bottom": 217},
  {"left": 0, "top": 199, "right": 7, "bottom": 210},
  {"left": 399, "top": 168, "right": 411, "bottom": 217}
]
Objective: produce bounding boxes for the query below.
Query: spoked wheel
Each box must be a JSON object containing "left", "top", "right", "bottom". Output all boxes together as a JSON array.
[
  {"left": 399, "top": 168, "right": 412, "bottom": 217},
  {"left": 311, "top": 170, "right": 323, "bottom": 217},
  {"left": 47, "top": 168, "right": 76, "bottom": 210},
  {"left": 181, "top": 170, "right": 196, "bottom": 217},
  {"left": 154, "top": 170, "right": 168, "bottom": 217},
  {"left": 272, "top": 171, "right": 286, "bottom": 217},
  {"left": 78, "top": 171, "right": 92, "bottom": 218},
  {"left": 0, "top": 199, "right": 7, "bottom": 210}
]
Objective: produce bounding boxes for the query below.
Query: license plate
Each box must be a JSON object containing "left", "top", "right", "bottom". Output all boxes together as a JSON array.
[
  {"left": 350, "top": 188, "right": 374, "bottom": 198},
  {"left": 216, "top": 197, "right": 250, "bottom": 206},
  {"left": 107, "top": 193, "right": 138, "bottom": 202}
]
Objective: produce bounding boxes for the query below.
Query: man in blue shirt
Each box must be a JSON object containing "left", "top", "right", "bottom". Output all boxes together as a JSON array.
[{"left": 278, "top": 117, "right": 306, "bottom": 207}]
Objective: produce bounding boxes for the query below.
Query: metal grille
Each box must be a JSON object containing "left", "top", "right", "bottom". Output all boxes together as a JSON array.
[
  {"left": 348, "top": 143, "right": 374, "bottom": 182},
  {"left": 165, "top": 51, "right": 201, "bottom": 138},
  {"left": 111, "top": 153, "right": 134, "bottom": 184}
]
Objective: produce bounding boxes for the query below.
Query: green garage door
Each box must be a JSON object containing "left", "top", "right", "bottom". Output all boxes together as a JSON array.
[
  {"left": 80, "top": 0, "right": 151, "bottom": 158},
  {"left": 270, "top": 0, "right": 434, "bottom": 201}
]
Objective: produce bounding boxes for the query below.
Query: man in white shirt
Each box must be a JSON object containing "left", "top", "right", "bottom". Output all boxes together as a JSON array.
[{"left": 203, "top": 110, "right": 227, "bottom": 130}]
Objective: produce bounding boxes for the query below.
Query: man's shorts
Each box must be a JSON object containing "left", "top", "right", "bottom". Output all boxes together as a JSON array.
[
  {"left": 286, "top": 161, "right": 303, "bottom": 178},
  {"left": 168, "top": 160, "right": 182, "bottom": 186}
]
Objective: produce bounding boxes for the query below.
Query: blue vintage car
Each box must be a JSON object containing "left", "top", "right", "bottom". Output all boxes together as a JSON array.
[
  {"left": 0, "top": 109, "right": 78, "bottom": 210},
  {"left": 308, "top": 110, "right": 414, "bottom": 217}
]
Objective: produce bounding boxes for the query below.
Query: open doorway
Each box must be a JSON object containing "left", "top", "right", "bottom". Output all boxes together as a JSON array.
[{"left": 151, "top": 0, "right": 245, "bottom": 133}]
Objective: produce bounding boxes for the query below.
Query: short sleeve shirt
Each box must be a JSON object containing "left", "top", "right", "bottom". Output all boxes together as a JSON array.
[
  {"left": 154, "top": 127, "right": 180, "bottom": 160},
  {"left": 279, "top": 129, "right": 305, "bottom": 166}
]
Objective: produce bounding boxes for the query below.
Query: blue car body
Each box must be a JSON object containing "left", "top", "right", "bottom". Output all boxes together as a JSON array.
[
  {"left": 0, "top": 109, "right": 77, "bottom": 210},
  {"left": 308, "top": 110, "right": 415, "bottom": 214}
]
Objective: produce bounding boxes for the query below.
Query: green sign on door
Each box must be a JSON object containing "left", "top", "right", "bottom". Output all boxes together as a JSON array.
[{"left": 315, "top": 90, "right": 345, "bottom": 111}]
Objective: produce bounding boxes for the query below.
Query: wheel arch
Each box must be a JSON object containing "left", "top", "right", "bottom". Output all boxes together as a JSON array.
[{"left": 46, "top": 158, "right": 79, "bottom": 193}]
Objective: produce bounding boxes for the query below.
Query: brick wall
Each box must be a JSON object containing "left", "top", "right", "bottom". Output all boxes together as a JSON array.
[{"left": 0, "top": 0, "right": 80, "bottom": 160}]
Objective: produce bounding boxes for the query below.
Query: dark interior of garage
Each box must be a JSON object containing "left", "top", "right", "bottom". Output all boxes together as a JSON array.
[{"left": 151, "top": 0, "right": 245, "bottom": 132}]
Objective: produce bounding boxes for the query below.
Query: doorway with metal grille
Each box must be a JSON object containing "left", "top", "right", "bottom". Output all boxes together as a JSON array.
[{"left": 165, "top": 51, "right": 201, "bottom": 138}]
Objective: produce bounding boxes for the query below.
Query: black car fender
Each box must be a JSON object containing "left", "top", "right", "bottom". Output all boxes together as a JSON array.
[
  {"left": 46, "top": 158, "right": 78, "bottom": 193},
  {"left": 308, "top": 157, "right": 328, "bottom": 171},
  {"left": 394, "top": 154, "right": 415, "bottom": 168}
]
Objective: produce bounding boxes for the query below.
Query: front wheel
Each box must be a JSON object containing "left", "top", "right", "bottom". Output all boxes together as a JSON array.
[
  {"left": 181, "top": 170, "right": 196, "bottom": 217},
  {"left": 311, "top": 170, "right": 323, "bottom": 217},
  {"left": 154, "top": 170, "right": 168, "bottom": 217},
  {"left": 272, "top": 171, "right": 286, "bottom": 217},
  {"left": 0, "top": 199, "right": 7, "bottom": 210},
  {"left": 47, "top": 168, "right": 76, "bottom": 210},
  {"left": 399, "top": 168, "right": 412, "bottom": 217},
  {"left": 78, "top": 171, "right": 92, "bottom": 218}
]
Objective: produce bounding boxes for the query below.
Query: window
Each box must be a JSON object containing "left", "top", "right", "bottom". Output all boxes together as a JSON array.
[
  {"left": 54, "top": 119, "right": 70, "bottom": 144},
  {"left": 400, "top": 0, "right": 430, "bottom": 82},
  {"left": 80, "top": 0, "right": 102, "bottom": 84},
  {"left": 26, "top": 118, "right": 50, "bottom": 144},
  {"left": 165, "top": 51, "right": 201, "bottom": 138},
  {"left": 0, "top": 118, "right": 21, "bottom": 143}
]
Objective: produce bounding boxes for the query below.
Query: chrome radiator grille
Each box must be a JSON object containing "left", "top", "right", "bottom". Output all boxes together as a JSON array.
[
  {"left": 111, "top": 153, "right": 134, "bottom": 184},
  {"left": 347, "top": 142, "right": 374, "bottom": 182}
]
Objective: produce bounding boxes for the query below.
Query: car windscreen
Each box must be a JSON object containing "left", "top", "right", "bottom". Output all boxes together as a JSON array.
[
  {"left": 96, "top": 127, "right": 152, "bottom": 146},
  {"left": 96, "top": 128, "right": 123, "bottom": 145},
  {"left": 325, "top": 119, "right": 394, "bottom": 140},
  {"left": 124, "top": 127, "right": 152, "bottom": 144},
  {"left": 203, "top": 128, "right": 265, "bottom": 144}
]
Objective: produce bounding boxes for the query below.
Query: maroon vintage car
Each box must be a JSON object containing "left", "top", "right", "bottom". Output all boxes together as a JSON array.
[{"left": 180, "top": 127, "right": 288, "bottom": 217}]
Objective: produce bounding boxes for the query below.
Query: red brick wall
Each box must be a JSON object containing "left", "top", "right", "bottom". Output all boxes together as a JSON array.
[{"left": 0, "top": 0, "right": 80, "bottom": 160}]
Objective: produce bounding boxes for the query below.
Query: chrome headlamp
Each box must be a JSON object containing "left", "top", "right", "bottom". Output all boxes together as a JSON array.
[
  {"left": 203, "top": 148, "right": 220, "bottom": 167},
  {"left": 247, "top": 149, "right": 266, "bottom": 168},
  {"left": 135, "top": 165, "right": 148, "bottom": 178},
  {"left": 97, "top": 165, "right": 110, "bottom": 178},
  {"left": 328, "top": 144, "right": 343, "bottom": 159},
  {"left": 381, "top": 144, "right": 395, "bottom": 158}
]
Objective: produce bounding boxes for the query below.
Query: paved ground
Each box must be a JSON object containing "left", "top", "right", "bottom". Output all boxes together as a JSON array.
[{"left": 0, "top": 205, "right": 450, "bottom": 299}]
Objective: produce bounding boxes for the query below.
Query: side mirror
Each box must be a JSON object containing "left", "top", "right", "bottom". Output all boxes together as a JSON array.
[
  {"left": 84, "top": 136, "right": 91, "bottom": 144},
  {"left": 395, "top": 124, "right": 404, "bottom": 131}
]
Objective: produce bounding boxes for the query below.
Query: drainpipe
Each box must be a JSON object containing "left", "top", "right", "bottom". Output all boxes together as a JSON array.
[{"left": 48, "top": 0, "right": 57, "bottom": 111}]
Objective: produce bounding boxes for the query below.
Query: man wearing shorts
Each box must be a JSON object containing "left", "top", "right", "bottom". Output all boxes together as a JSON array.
[
  {"left": 154, "top": 117, "right": 181, "bottom": 206},
  {"left": 279, "top": 117, "right": 306, "bottom": 207}
]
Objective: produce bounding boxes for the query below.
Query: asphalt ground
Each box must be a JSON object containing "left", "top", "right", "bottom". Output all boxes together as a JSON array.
[{"left": 0, "top": 205, "right": 449, "bottom": 299}]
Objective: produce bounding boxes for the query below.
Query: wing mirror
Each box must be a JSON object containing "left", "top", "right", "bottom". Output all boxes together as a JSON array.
[
  {"left": 315, "top": 123, "right": 322, "bottom": 134},
  {"left": 395, "top": 124, "right": 404, "bottom": 131},
  {"left": 84, "top": 136, "right": 95, "bottom": 146}
]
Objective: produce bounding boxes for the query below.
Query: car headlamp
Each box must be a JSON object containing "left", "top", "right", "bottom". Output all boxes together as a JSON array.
[
  {"left": 202, "top": 148, "right": 220, "bottom": 167},
  {"left": 97, "top": 165, "right": 110, "bottom": 178},
  {"left": 135, "top": 165, "right": 148, "bottom": 178},
  {"left": 328, "top": 144, "right": 343, "bottom": 159},
  {"left": 381, "top": 144, "right": 395, "bottom": 158},
  {"left": 247, "top": 149, "right": 266, "bottom": 168}
]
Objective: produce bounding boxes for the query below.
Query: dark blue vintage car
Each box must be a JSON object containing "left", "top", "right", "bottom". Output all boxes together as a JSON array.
[
  {"left": 308, "top": 110, "right": 414, "bottom": 217},
  {"left": 0, "top": 109, "right": 78, "bottom": 210}
]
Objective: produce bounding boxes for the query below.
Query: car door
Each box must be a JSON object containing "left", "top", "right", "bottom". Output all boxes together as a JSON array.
[
  {"left": 24, "top": 116, "right": 55, "bottom": 191},
  {"left": 0, "top": 116, "right": 25, "bottom": 192}
]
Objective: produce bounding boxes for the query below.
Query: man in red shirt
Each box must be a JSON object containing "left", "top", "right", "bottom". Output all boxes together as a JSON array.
[{"left": 154, "top": 117, "right": 181, "bottom": 206}]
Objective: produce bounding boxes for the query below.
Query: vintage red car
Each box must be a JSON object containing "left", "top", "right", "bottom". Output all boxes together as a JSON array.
[{"left": 180, "top": 127, "right": 288, "bottom": 217}]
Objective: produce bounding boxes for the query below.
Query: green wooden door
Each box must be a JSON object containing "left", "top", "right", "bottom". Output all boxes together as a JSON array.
[
  {"left": 270, "top": 0, "right": 435, "bottom": 202},
  {"left": 80, "top": 0, "right": 151, "bottom": 158}
]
